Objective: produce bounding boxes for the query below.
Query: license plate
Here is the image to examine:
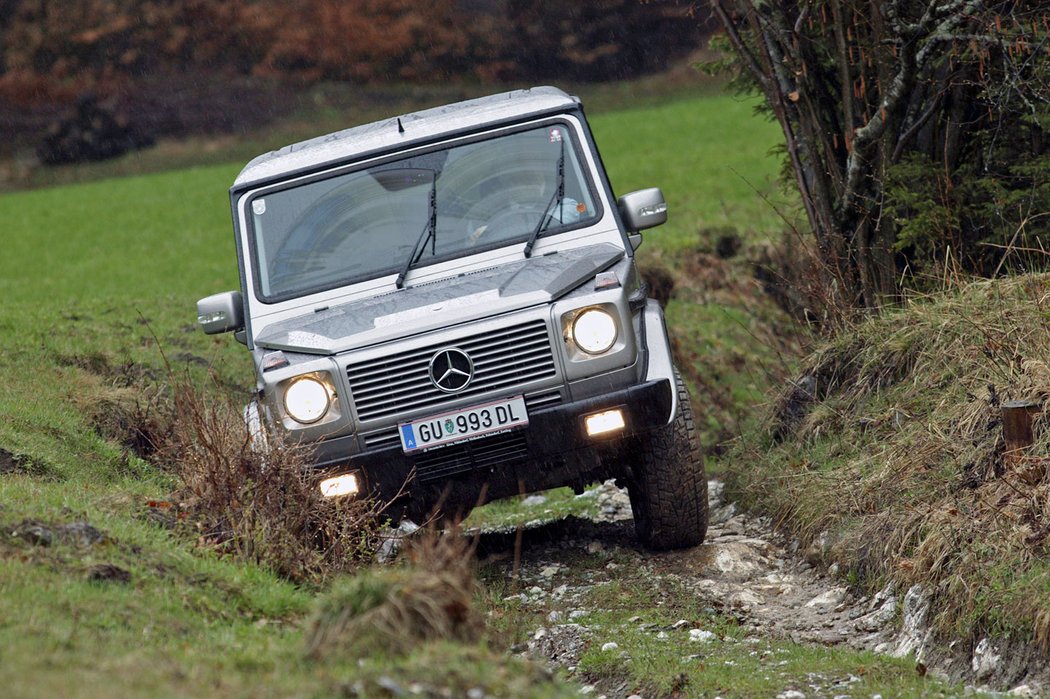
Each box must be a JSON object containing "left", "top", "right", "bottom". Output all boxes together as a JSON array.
[{"left": 399, "top": 396, "right": 528, "bottom": 453}]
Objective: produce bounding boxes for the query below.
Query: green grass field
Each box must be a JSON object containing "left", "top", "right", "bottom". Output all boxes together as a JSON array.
[{"left": 0, "top": 85, "right": 962, "bottom": 697}]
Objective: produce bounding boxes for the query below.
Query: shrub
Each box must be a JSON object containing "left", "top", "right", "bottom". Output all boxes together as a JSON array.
[
  {"left": 162, "top": 376, "right": 384, "bottom": 583},
  {"left": 305, "top": 527, "right": 481, "bottom": 658}
]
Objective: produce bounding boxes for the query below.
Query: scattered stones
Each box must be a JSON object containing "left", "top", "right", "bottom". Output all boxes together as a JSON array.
[
  {"left": 376, "top": 519, "right": 419, "bottom": 563},
  {"left": 376, "top": 675, "right": 404, "bottom": 696},
  {"left": 87, "top": 563, "right": 131, "bottom": 584},
  {"left": 527, "top": 624, "right": 589, "bottom": 667},
  {"left": 777, "top": 690, "right": 806, "bottom": 699},
  {"left": 972, "top": 637, "right": 1001, "bottom": 680},
  {"left": 58, "top": 521, "right": 105, "bottom": 547},
  {"left": 12, "top": 519, "right": 53, "bottom": 546},
  {"left": 494, "top": 479, "right": 1044, "bottom": 694},
  {"left": 804, "top": 587, "right": 847, "bottom": 608},
  {"left": 854, "top": 585, "right": 897, "bottom": 632}
]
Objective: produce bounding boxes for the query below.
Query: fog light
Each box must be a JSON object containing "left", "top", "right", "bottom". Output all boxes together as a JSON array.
[
  {"left": 585, "top": 409, "right": 625, "bottom": 437},
  {"left": 319, "top": 472, "right": 360, "bottom": 498}
]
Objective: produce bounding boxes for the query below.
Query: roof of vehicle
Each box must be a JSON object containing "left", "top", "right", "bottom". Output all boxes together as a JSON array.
[{"left": 232, "top": 86, "right": 581, "bottom": 192}]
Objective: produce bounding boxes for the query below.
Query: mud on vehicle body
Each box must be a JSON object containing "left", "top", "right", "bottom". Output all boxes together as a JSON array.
[{"left": 197, "top": 87, "right": 707, "bottom": 549}]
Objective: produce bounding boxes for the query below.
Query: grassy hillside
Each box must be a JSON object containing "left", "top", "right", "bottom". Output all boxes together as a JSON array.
[
  {"left": 0, "top": 87, "right": 958, "bottom": 697},
  {"left": 726, "top": 276, "right": 1050, "bottom": 664},
  {"left": 0, "top": 88, "right": 790, "bottom": 697}
]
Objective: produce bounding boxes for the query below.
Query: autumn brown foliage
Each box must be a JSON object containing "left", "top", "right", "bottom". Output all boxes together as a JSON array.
[{"left": 0, "top": 0, "right": 702, "bottom": 108}]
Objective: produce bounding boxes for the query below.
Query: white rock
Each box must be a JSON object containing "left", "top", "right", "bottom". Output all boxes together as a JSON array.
[
  {"left": 671, "top": 619, "right": 691, "bottom": 629},
  {"left": 521, "top": 494, "right": 547, "bottom": 506},
  {"left": 601, "top": 642, "right": 619, "bottom": 652},
  {"left": 1008, "top": 685, "right": 1040, "bottom": 697},
  {"left": 729, "top": 589, "right": 765, "bottom": 609},
  {"left": 689, "top": 629, "right": 716, "bottom": 643},
  {"left": 579, "top": 685, "right": 595, "bottom": 695},
  {"left": 552, "top": 584, "right": 569, "bottom": 598},
  {"left": 854, "top": 592, "right": 897, "bottom": 632},
  {"left": 539, "top": 565, "right": 560, "bottom": 579},
  {"left": 569, "top": 610, "right": 588, "bottom": 620},
  {"left": 656, "top": 631, "right": 669, "bottom": 640},
  {"left": 547, "top": 611, "right": 563, "bottom": 623},
  {"left": 805, "top": 586, "right": 848, "bottom": 608},
  {"left": 971, "top": 637, "right": 1001, "bottom": 680},
  {"left": 892, "top": 585, "right": 931, "bottom": 661}
]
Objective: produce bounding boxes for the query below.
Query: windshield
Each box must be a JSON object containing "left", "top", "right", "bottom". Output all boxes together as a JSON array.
[{"left": 248, "top": 123, "right": 599, "bottom": 302}]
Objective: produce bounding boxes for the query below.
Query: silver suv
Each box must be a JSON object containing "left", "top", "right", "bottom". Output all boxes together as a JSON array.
[{"left": 197, "top": 87, "right": 708, "bottom": 549}]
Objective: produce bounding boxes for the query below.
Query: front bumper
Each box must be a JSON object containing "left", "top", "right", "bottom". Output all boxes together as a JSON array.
[{"left": 319, "top": 377, "right": 673, "bottom": 512}]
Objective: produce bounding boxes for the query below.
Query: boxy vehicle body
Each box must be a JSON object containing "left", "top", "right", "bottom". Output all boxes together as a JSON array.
[{"left": 198, "top": 87, "right": 708, "bottom": 549}]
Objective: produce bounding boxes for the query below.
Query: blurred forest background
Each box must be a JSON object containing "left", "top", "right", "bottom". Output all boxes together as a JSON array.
[{"left": 0, "top": 0, "right": 711, "bottom": 160}]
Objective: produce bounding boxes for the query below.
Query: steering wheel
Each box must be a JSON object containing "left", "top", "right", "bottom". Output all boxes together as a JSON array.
[{"left": 467, "top": 204, "right": 549, "bottom": 246}]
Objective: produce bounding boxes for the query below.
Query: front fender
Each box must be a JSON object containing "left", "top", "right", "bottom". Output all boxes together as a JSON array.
[{"left": 641, "top": 299, "right": 677, "bottom": 426}]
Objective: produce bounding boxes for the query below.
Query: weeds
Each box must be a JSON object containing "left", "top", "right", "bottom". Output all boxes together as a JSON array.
[
  {"left": 305, "top": 526, "right": 482, "bottom": 658},
  {"left": 162, "top": 375, "right": 384, "bottom": 583}
]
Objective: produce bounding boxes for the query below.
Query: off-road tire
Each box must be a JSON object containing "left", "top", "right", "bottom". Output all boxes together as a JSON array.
[{"left": 627, "top": 368, "right": 708, "bottom": 550}]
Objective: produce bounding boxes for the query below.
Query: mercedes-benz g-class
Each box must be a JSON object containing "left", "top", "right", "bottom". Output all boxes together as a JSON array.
[{"left": 197, "top": 87, "right": 708, "bottom": 549}]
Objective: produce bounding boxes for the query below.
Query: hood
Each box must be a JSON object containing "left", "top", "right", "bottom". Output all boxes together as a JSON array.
[{"left": 254, "top": 243, "right": 624, "bottom": 355}]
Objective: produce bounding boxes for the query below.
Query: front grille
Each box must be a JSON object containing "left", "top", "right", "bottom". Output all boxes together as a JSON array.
[
  {"left": 346, "top": 319, "right": 556, "bottom": 421},
  {"left": 363, "top": 430, "right": 402, "bottom": 450},
  {"left": 415, "top": 431, "right": 529, "bottom": 482}
]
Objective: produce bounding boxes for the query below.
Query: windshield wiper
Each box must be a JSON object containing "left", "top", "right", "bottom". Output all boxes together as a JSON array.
[
  {"left": 523, "top": 136, "right": 565, "bottom": 259},
  {"left": 395, "top": 173, "right": 437, "bottom": 289}
]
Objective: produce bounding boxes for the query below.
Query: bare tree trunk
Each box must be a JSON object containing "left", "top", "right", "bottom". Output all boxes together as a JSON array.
[{"left": 709, "top": 0, "right": 1044, "bottom": 314}]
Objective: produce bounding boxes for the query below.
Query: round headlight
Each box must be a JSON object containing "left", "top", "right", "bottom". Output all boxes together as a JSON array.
[
  {"left": 283, "top": 376, "right": 330, "bottom": 424},
  {"left": 572, "top": 308, "right": 617, "bottom": 355}
]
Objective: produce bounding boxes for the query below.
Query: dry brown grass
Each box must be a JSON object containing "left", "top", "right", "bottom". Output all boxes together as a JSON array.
[
  {"left": 304, "top": 526, "right": 482, "bottom": 658},
  {"left": 728, "top": 274, "right": 1050, "bottom": 648},
  {"left": 162, "top": 377, "right": 384, "bottom": 583}
]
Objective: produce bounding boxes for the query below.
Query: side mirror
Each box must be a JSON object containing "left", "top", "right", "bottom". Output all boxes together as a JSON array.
[
  {"left": 197, "top": 291, "right": 244, "bottom": 335},
  {"left": 617, "top": 187, "right": 668, "bottom": 235}
]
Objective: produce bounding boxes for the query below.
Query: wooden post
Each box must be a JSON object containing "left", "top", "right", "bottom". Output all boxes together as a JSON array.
[{"left": 1002, "top": 399, "right": 1040, "bottom": 466}]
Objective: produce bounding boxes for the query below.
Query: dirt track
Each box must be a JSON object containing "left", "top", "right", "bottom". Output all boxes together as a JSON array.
[{"left": 474, "top": 481, "right": 1045, "bottom": 698}]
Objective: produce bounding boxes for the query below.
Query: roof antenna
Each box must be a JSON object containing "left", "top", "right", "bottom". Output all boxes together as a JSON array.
[{"left": 397, "top": 117, "right": 405, "bottom": 134}]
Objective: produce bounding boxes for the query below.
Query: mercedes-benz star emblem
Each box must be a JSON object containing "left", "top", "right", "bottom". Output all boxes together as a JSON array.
[{"left": 429, "top": 348, "right": 474, "bottom": 392}]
